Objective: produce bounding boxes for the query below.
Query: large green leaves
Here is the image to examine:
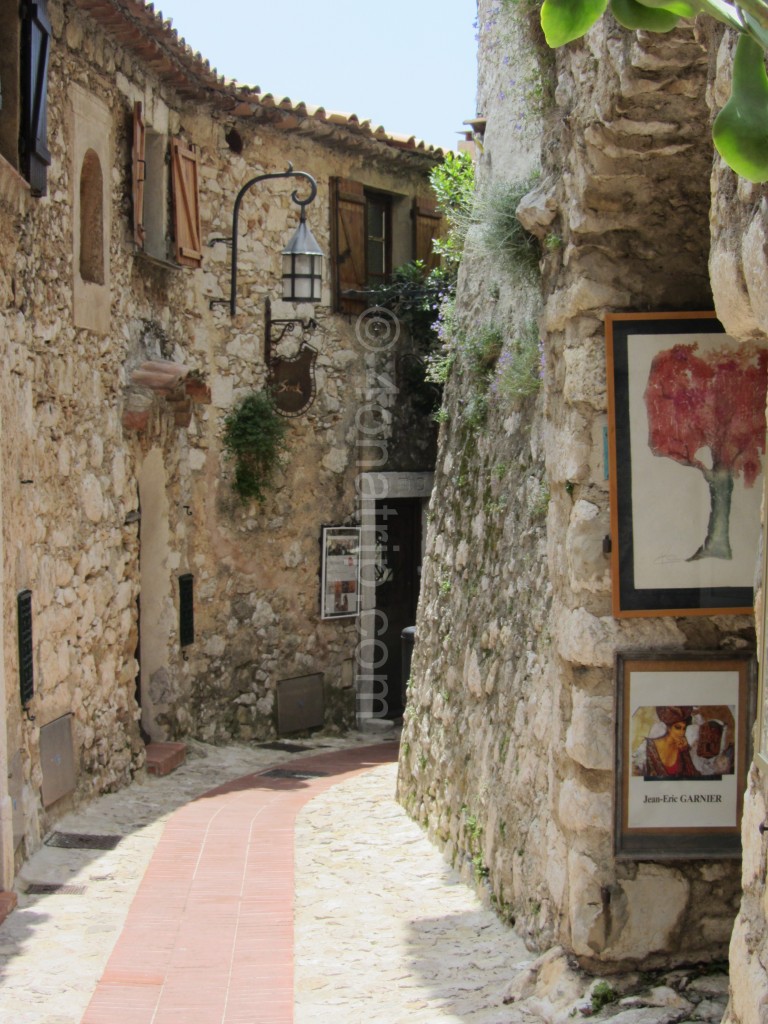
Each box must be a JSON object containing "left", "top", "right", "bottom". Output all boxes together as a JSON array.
[
  {"left": 713, "top": 33, "right": 768, "bottom": 182},
  {"left": 539, "top": 0, "right": 768, "bottom": 181},
  {"left": 540, "top": 0, "right": 609, "bottom": 46},
  {"left": 610, "top": 0, "right": 680, "bottom": 31}
]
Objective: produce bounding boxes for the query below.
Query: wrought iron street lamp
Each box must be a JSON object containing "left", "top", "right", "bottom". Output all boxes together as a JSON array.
[
  {"left": 211, "top": 163, "right": 323, "bottom": 315},
  {"left": 281, "top": 206, "right": 323, "bottom": 303}
]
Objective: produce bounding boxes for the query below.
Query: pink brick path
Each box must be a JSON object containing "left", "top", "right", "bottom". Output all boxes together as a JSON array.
[{"left": 81, "top": 743, "right": 398, "bottom": 1024}]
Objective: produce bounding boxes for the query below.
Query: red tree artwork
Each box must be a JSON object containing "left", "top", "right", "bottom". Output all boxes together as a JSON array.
[{"left": 644, "top": 342, "right": 768, "bottom": 561}]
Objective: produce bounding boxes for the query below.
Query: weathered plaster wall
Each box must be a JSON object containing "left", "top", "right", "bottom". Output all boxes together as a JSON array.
[{"left": 400, "top": 2, "right": 751, "bottom": 969}]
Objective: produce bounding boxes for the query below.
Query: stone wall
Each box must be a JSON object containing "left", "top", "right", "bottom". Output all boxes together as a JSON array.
[
  {"left": 0, "top": 0, "right": 438, "bottom": 871},
  {"left": 703, "top": 23, "right": 768, "bottom": 1024},
  {"left": 399, "top": 2, "right": 752, "bottom": 969}
]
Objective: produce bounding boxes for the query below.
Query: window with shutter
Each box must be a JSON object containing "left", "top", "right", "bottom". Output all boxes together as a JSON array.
[
  {"left": 331, "top": 177, "right": 367, "bottom": 314},
  {"left": 0, "top": 2, "right": 22, "bottom": 172},
  {"left": 132, "top": 102, "right": 146, "bottom": 248},
  {"left": 412, "top": 198, "right": 443, "bottom": 272},
  {"left": 132, "top": 112, "right": 202, "bottom": 269},
  {"left": 19, "top": 0, "right": 51, "bottom": 196},
  {"left": 0, "top": 0, "right": 50, "bottom": 194},
  {"left": 331, "top": 178, "right": 441, "bottom": 309},
  {"left": 171, "top": 138, "right": 202, "bottom": 268}
]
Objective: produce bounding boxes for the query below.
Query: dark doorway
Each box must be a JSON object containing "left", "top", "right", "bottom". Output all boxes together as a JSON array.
[{"left": 374, "top": 497, "right": 422, "bottom": 719}]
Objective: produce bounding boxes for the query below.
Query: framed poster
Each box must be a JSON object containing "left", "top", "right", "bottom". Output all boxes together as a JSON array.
[
  {"left": 606, "top": 312, "right": 767, "bottom": 617},
  {"left": 615, "top": 650, "right": 755, "bottom": 859},
  {"left": 320, "top": 526, "right": 361, "bottom": 620}
]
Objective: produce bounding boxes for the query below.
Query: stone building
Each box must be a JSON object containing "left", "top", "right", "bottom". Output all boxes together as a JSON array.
[
  {"left": 0, "top": 0, "right": 442, "bottom": 896},
  {"left": 399, "top": 2, "right": 768, "bottom": 1018}
]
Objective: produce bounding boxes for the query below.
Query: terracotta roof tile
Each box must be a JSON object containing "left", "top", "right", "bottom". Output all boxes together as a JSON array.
[{"left": 70, "top": 0, "right": 444, "bottom": 160}]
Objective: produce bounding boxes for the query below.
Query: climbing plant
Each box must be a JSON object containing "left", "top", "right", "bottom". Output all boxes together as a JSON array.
[
  {"left": 369, "top": 151, "right": 476, "bottom": 413},
  {"left": 540, "top": 0, "right": 768, "bottom": 182},
  {"left": 222, "top": 391, "right": 288, "bottom": 503}
]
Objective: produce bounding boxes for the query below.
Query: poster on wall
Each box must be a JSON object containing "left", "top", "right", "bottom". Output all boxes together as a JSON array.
[
  {"left": 320, "top": 526, "right": 361, "bottom": 620},
  {"left": 606, "top": 312, "right": 768, "bottom": 617},
  {"left": 615, "top": 651, "right": 755, "bottom": 859}
]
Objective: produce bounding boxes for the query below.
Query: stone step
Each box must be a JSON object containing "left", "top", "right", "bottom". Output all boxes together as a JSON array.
[{"left": 145, "top": 742, "right": 187, "bottom": 777}]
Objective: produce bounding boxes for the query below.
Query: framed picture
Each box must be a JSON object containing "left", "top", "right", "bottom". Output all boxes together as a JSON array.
[
  {"left": 320, "top": 526, "right": 361, "bottom": 620},
  {"left": 606, "top": 311, "right": 767, "bottom": 617},
  {"left": 615, "top": 650, "right": 755, "bottom": 859}
]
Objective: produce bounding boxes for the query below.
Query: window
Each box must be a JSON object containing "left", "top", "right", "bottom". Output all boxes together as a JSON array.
[
  {"left": 132, "top": 102, "right": 202, "bottom": 267},
  {"left": 178, "top": 574, "right": 194, "bottom": 648},
  {"left": 365, "top": 192, "right": 391, "bottom": 290},
  {"left": 0, "top": 0, "right": 50, "bottom": 195},
  {"left": 331, "top": 176, "right": 443, "bottom": 314},
  {"left": 17, "top": 590, "right": 33, "bottom": 706}
]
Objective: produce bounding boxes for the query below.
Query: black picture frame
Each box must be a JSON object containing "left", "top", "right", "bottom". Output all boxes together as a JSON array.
[
  {"left": 615, "top": 650, "right": 755, "bottom": 860},
  {"left": 606, "top": 312, "right": 765, "bottom": 617}
]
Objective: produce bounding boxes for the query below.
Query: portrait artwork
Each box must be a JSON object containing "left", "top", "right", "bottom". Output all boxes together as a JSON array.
[{"left": 615, "top": 652, "right": 754, "bottom": 859}]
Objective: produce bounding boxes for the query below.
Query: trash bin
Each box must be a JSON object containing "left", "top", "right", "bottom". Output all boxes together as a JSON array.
[{"left": 401, "top": 626, "right": 416, "bottom": 708}]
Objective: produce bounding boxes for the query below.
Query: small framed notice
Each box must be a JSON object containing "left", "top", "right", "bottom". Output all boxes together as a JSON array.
[
  {"left": 320, "top": 526, "right": 361, "bottom": 620},
  {"left": 615, "top": 650, "right": 755, "bottom": 860}
]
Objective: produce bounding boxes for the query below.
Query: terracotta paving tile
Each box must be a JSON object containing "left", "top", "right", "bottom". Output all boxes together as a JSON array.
[{"left": 79, "top": 743, "right": 397, "bottom": 1024}]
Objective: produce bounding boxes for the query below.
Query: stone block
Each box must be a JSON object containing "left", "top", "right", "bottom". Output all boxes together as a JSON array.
[
  {"left": 145, "top": 742, "right": 187, "bottom": 776},
  {"left": 566, "top": 500, "right": 610, "bottom": 592},
  {"left": 554, "top": 604, "right": 685, "bottom": 668},
  {"left": 559, "top": 778, "right": 611, "bottom": 834},
  {"left": 607, "top": 865, "right": 690, "bottom": 960},
  {"left": 566, "top": 690, "right": 614, "bottom": 771}
]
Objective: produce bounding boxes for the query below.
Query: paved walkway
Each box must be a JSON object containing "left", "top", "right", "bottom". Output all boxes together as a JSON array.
[{"left": 0, "top": 735, "right": 535, "bottom": 1024}]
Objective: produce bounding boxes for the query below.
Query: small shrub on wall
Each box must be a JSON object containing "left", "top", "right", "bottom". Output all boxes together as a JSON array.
[
  {"left": 222, "top": 391, "right": 288, "bottom": 503},
  {"left": 491, "top": 321, "right": 543, "bottom": 404}
]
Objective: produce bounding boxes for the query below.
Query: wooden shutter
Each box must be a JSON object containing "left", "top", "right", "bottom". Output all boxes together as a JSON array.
[
  {"left": 412, "top": 198, "right": 443, "bottom": 272},
  {"left": 170, "top": 138, "right": 202, "bottom": 267},
  {"left": 20, "top": 0, "right": 51, "bottom": 197},
  {"left": 132, "top": 102, "right": 146, "bottom": 248},
  {"left": 331, "top": 177, "right": 367, "bottom": 314}
]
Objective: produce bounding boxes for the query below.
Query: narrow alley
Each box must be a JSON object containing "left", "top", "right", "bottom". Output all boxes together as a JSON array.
[
  {"left": 0, "top": 734, "right": 732, "bottom": 1024},
  {"left": 0, "top": 736, "right": 537, "bottom": 1024}
]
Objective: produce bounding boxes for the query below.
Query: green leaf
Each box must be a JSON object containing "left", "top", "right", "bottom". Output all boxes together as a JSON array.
[
  {"left": 632, "top": 0, "right": 742, "bottom": 26},
  {"left": 631, "top": 0, "right": 700, "bottom": 13},
  {"left": 540, "top": 0, "right": 609, "bottom": 46},
  {"left": 611, "top": 0, "right": 680, "bottom": 31},
  {"left": 713, "top": 33, "right": 768, "bottom": 182},
  {"left": 698, "top": 0, "right": 751, "bottom": 31},
  {"left": 743, "top": 12, "right": 768, "bottom": 51}
]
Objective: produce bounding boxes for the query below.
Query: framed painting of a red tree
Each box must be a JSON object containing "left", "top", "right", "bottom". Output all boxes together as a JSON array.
[{"left": 606, "top": 312, "right": 768, "bottom": 617}]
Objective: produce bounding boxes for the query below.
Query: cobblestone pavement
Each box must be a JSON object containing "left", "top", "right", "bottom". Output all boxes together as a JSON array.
[
  {"left": 0, "top": 733, "right": 391, "bottom": 1024},
  {"left": 295, "top": 762, "right": 537, "bottom": 1024},
  {"left": 0, "top": 734, "right": 730, "bottom": 1024}
]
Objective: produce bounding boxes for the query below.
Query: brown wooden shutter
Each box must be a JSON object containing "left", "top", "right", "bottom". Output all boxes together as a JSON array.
[
  {"left": 412, "top": 198, "right": 443, "bottom": 272},
  {"left": 132, "top": 102, "right": 146, "bottom": 248},
  {"left": 170, "top": 138, "right": 202, "bottom": 268},
  {"left": 20, "top": 0, "right": 51, "bottom": 197},
  {"left": 331, "top": 177, "right": 367, "bottom": 314}
]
